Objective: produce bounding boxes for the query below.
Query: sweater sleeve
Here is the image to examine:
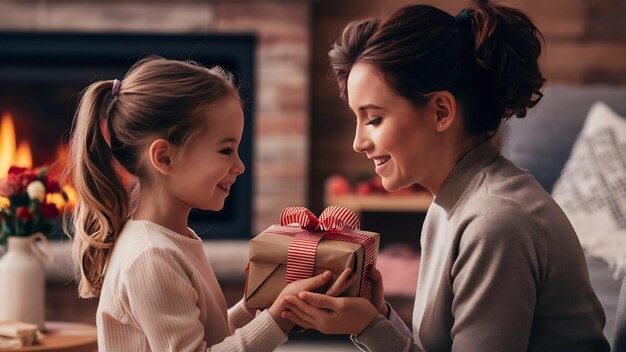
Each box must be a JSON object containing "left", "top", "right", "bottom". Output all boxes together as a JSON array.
[
  {"left": 447, "top": 206, "right": 543, "bottom": 352},
  {"left": 121, "top": 247, "right": 287, "bottom": 352},
  {"left": 351, "top": 314, "right": 421, "bottom": 352},
  {"left": 228, "top": 299, "right": 255, "bottom": 332},
  {"left": 205, "top": 310, "right": 287, "bottom": 352}
]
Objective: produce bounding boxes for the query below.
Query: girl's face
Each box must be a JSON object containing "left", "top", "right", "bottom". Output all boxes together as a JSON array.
[
  {"left": 347, "top": 63, "right": 441, "bottom": 192},
  {"left": 167, "top": 95, "right": 245, "bottom": 211}
]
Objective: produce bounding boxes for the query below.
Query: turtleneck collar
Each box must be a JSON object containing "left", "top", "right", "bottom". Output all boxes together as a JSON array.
[{"left": 433, "top": 139, "right": 500, "bottom": 216}]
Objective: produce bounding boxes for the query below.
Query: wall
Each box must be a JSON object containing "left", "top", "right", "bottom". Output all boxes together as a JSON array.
[
  {"left": 0, "top": 0, "right": 311, "bottom": 234},
  {"left": 309, "top": 0, "right": 626, "bottom": 213}
]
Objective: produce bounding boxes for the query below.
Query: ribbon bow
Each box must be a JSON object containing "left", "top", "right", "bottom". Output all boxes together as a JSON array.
[
  {"left": 275, "top": 206, "right": 375, "bottom": 301},
  {"left": 280, "top": 206, "right": 361, "bottom": 232}
]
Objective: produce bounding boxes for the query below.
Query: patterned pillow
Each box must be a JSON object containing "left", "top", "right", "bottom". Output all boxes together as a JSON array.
[{"left": 552, "top": 102, "right": 626, "bottom": 275}]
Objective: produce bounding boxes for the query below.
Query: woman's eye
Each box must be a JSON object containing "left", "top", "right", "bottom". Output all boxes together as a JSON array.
[
  {"left": 220, "top": 148, "right": 234, "bottom": 155},
  {"left": 366, "top": 116, "right": 382, "bottom": 126}
]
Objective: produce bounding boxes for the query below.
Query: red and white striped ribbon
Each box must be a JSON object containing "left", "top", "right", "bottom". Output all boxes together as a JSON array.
[
  {"left": 275, "top": 206, "right": 375, "bottom": 301},
  {"left": 280, "top": 207, "right": 319, "bottom": 230}
]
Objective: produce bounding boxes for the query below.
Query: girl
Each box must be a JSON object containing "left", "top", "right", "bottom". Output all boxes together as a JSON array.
[
  {"left": 281, "top": 1, "right": 610, "bottom": 351},
  {"left": 64, "top": 56, "right": 354, "bottom": 351}
]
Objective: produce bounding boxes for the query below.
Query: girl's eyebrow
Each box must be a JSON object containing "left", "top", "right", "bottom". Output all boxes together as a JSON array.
[{"left": 219, "top": 137, "right": 237, "bottom": 144}]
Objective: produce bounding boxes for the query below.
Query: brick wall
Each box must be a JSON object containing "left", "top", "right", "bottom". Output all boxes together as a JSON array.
[{"left": 0, "top": 0, "right": 311, "bottom": 234}]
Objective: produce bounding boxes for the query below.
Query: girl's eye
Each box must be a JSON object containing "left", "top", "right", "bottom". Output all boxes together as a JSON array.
[
  {"left": 366, "top": 116, "right": 382, "bottom": 126},
  {"left": 220, "top": 148, "right": 234, "bottom": 155}
]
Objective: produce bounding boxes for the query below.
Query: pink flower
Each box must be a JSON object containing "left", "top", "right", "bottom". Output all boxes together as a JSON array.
[
  {"left": 16, "top": 207, "right": 32, "bottom": 221},
  {"left": 0, "top": 178, "right": 19, "bottom": 197}
]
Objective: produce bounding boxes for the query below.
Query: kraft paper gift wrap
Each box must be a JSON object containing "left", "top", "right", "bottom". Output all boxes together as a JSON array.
[{"left": 245, "top": 206, "right": 380, "bottom": 309}]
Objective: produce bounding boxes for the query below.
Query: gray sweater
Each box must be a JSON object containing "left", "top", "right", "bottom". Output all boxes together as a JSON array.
[{"left": 353, "top": 140, "right": 609, "bottom": 351}]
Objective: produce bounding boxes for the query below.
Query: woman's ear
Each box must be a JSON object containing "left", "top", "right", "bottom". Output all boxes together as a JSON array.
[
  {"left": 430, "top": 91, "right": 457, "bottom": 132},
  {"left": 149, "top": 139, "right": 173, "bottom": 175}
]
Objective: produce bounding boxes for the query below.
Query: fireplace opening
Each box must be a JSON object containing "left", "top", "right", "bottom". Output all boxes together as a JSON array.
[{"left": 0, "top": 32, "right": 256, "bottom": 240}]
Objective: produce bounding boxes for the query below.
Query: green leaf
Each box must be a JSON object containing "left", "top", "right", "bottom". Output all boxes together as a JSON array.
[{"left": 1, "top": 220, "right": 13, "bottom": 236}]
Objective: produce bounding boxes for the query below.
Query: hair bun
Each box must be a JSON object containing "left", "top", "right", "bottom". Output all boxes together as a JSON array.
[{"left": 468, "top": 0, "right": 545, "bottom": 121}]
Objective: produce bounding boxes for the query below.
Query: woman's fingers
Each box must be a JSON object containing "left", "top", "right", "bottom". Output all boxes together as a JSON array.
[{"left": 367, "top": 265, "right": 387, "bottom": 315}]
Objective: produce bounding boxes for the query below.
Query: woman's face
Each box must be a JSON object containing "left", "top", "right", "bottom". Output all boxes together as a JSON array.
[{"left": 347, "top": 63, "right": 441, "bottom": 192}]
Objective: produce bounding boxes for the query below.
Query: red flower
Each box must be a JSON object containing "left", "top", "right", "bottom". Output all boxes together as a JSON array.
[
  {"left": 16, "top": 206, "right": 32, "bottom": 221},
  {"left": 8, "top": 166, "right": 28, "bottom": 176},
  {"left": 41, "top": 203, "right": 59, "bottom": 219},
  {"left": 19, "top": 173, "right": 38, "bottom": 189},
  {"left": 44, "top": 177, "right": 61, "bottom": 193}
]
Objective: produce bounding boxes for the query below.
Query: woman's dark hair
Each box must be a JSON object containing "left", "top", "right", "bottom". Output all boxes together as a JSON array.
[{"left": 329, "top": 0, "right": 545, "bottom": 135}]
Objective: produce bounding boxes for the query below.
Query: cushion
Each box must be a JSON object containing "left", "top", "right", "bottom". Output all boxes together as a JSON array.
[
  {"left": 502, "top": 85, "right": 626, "bottom": 192},
  {"left": 552, "top": 102, "right": 626, "bottom": 275}
]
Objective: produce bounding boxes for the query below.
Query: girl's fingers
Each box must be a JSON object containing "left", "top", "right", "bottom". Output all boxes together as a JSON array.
[
  {"left": 284, "top": 295, "right": 328, "bottom": 321},
  {"left": 299, "top": 291, "right": 339, "bottom": 310},
  {"left": 280, "top": 310, "right": 315, "bottom": 330},
  {"left": 303, "top": 270, "right": 333, "bottom": 291},
  {"left": 325, "top": 268, "right": 355, "bottom": 297},
  {"left": 283, "top": 299, "right": 313, "bottom": 323}
]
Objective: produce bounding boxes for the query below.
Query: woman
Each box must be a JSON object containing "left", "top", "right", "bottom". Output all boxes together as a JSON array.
[{"left": 280, "top": 1, "right": 610, "bottom": 351}]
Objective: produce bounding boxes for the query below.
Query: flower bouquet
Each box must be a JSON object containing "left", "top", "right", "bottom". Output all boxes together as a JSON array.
[{"left": 0, "top": 166, "right": 67, "bottom": 246}]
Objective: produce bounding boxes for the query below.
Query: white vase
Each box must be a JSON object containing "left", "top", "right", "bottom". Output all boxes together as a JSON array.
[{"left": 0, "top": 233, "right": 53, "bottom": 330}]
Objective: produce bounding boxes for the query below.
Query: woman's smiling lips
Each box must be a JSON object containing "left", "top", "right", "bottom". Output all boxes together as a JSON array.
[{"left": 372, "top": 156, "right": 390, "bottom": 172}]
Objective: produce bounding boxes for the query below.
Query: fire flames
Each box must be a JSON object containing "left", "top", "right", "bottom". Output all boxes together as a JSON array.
[{"left": 0, "top": 112, "right": 76, "bottom": 210}]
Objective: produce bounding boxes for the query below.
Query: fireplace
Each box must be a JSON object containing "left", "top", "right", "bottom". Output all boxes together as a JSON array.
[{"left": 0, "top": 31, "right": 255, "bottom": 240}]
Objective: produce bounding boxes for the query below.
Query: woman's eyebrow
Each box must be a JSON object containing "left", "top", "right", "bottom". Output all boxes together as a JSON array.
[{"left": 358, "top": 104, "right": 385, "bottom": 112}]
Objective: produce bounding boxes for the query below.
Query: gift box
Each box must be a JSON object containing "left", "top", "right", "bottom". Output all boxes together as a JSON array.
[{"left": 245, "top": 206, "right": 380, "bottom": 309}]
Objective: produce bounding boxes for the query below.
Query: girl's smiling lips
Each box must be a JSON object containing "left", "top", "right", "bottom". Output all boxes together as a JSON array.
[{"left": 217, "top": 182, "right": 234, "bottom": 192}]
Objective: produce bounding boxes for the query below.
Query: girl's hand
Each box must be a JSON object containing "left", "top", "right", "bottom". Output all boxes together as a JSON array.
[
  {"left": 268, "top": 268, "right": 356, "bottom": 332},
  {"left": 281, "top": 293, "right": 379, "bottom": 335}
]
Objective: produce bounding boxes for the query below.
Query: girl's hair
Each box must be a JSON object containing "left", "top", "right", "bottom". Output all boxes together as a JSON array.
[
  {"left": 329, "top": 0, "right": 545, "bottom": 135},
  {"left": 64, "top": 56, "right": 237, "bottom": 298}
]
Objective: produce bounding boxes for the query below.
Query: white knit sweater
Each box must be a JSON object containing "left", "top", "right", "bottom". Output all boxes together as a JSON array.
[{"left": 96, "top": 220, "right": 287, "bottom": 351}]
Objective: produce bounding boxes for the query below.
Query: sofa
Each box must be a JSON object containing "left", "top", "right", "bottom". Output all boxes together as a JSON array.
[{"left": 502, "top": 84, "right": 626, "bottom": 346}]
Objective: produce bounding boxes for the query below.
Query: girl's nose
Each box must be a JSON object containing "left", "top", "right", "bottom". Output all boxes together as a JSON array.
[{"left": 232, "top": 153, "right": 245, "bottom": 175}]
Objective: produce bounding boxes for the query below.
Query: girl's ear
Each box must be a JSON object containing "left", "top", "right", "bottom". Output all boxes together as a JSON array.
[
  {"left": 149, "top": 139, "right": 173, "bottom": 175},
  {"left": 430, "top": 91, "right": 457, "bottom": 132}
]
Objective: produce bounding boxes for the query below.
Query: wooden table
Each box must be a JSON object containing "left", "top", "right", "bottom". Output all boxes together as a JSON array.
[{"left": 0, "top": 322, "right": 97, "bottom": 352}]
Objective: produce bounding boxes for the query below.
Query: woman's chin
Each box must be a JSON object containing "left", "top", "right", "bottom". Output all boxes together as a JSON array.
[
  {"left": 382, "top": 179, "right": 411, "bottom": 193},
  {"left": 381, "top": 178, "right": 396, "bottom": 192}
]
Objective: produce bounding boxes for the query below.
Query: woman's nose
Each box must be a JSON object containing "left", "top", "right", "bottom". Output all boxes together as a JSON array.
[{"left": 353, "top": 126, "right": 372, "bottom": 153}]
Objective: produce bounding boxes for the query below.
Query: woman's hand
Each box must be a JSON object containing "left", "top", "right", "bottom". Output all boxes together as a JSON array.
[
  {"left": 268, "top": 268, "right": 356, "bottom": 332},
  {"left": 368, "top": 266, "right": 389, "bottom": 318},
  {"left": 279, "top": 265, "right": 388, "bottom": 335},
  {"left": 281, "top": 293, "right": 379, "bottom": 335}
]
